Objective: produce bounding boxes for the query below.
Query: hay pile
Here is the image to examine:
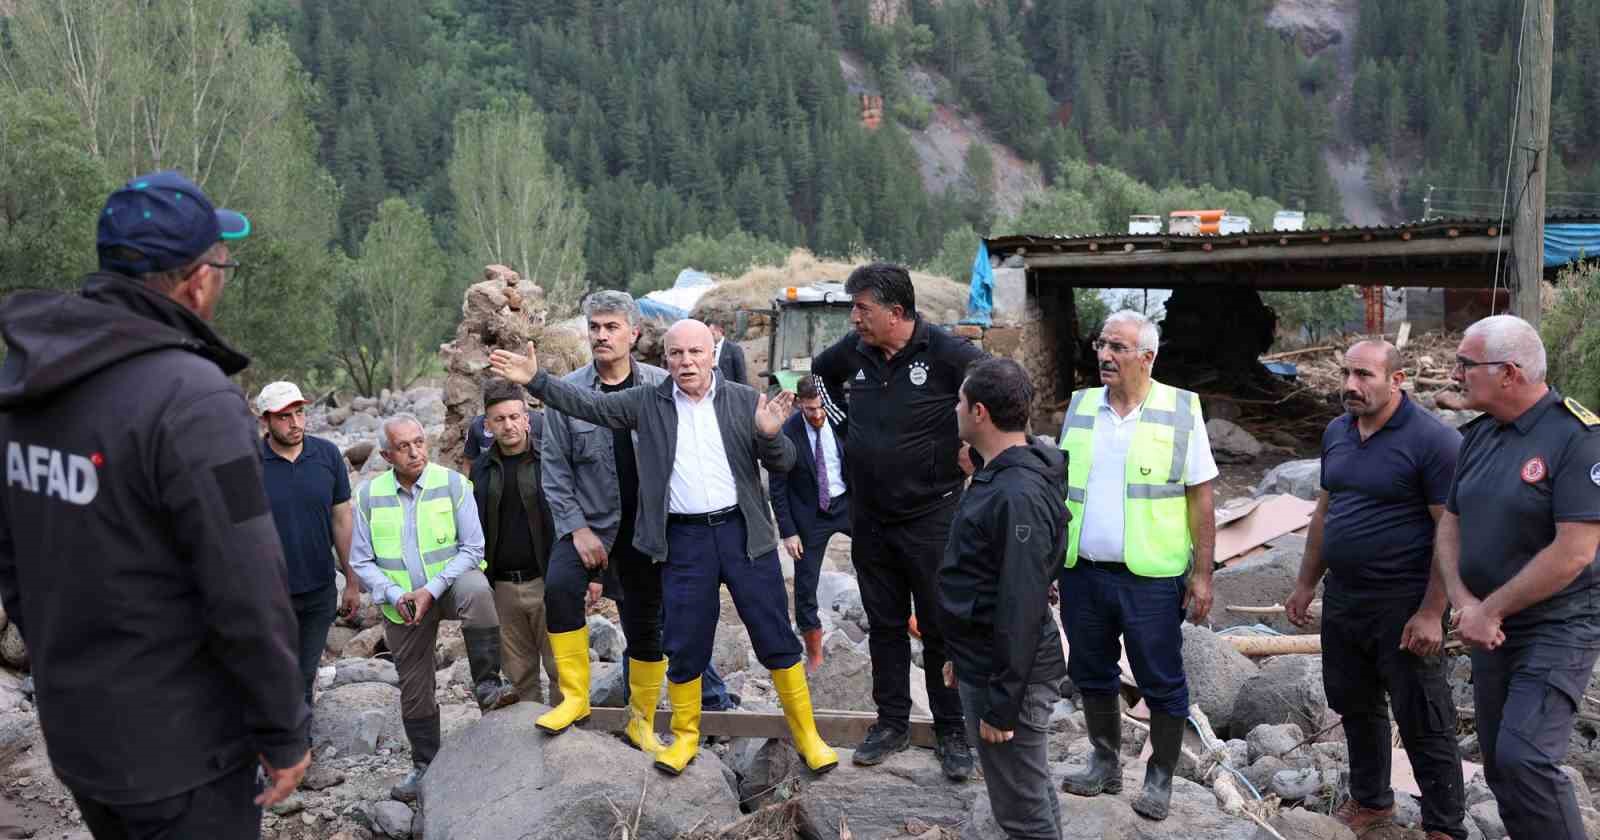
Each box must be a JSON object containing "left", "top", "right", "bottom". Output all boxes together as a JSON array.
[{"left": 689, "top": 249, "right": 970, "bottom": 337}]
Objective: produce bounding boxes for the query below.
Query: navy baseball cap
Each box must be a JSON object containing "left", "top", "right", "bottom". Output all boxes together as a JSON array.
[{"left": 97, "top": 171, "right": 250, "bottom": 276}]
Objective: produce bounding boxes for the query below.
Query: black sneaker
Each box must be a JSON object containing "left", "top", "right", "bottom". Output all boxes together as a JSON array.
[
  {"left": 935, "top": 729, "right": 975, "bottom": 781},
  {"left": 851, "top": 722, "right": 910, "bottom": 766}
]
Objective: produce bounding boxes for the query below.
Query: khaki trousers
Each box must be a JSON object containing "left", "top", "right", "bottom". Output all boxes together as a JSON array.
[
  {"left": 493, "top": 577, "right": 561, "bottom": 704},
  {"left": 385, "top": 569, "right": 499, "bottom": 720}
]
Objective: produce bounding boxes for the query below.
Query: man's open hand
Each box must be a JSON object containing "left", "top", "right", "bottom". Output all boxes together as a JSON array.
[{"left": 488, "top": 341, "right": 540, "bottom": 386}]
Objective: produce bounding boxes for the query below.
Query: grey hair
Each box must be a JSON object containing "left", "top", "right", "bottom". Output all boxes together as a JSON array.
[
  {"left": 582, "top": 290, "right": 640, "bottom": 328},
  {"left": 1103, "top": 309, "right": 1161, "bottom": 355},
  {"left": 1465, "top": 314, "right": 1547, "bottom": 384},
  {"left": 377, "top": 413, "right": 425, "bottom": 453}
]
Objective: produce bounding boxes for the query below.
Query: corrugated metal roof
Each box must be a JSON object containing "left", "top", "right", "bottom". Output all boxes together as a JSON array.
[{"left": 985, "top": 213, "right": 1600, "bottom": 251}]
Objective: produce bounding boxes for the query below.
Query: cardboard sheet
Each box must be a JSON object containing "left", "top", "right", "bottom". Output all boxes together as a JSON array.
[{"left": 1215, "top": 494, "right": 1317, "bottom": 563}]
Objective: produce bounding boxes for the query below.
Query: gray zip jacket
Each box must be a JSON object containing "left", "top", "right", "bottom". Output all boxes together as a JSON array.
[
  {"left": 540, "top": 360, "right": 667, "bottom": 551},
  {"left": 527, "top": 368, "right": 795, "bottom": 562}
]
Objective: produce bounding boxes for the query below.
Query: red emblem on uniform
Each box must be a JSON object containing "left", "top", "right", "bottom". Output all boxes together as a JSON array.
[{"left": 1521, "top": 456, "right": 1547, "bottom": 483}]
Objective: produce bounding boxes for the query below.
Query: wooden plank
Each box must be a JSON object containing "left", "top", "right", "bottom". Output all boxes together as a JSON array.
[
  {"left": 587, "top": 707, "right": 939, "bottom": 748},
  {"left": 1023, "top": 236, "right": 1503, "bottom": 272}
]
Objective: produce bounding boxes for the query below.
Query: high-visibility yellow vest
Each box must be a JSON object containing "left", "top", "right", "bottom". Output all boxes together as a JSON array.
[
  {"left": 357, "top": 463, "right": 478, "bottom": 624},
  {"left": 1058, "top": 382, "right": 1199, "bottom": 577}
]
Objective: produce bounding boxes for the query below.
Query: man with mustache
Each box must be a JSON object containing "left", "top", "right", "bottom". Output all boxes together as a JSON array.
[
  {"left": 1434, "top": 315, "right": 1600, "bottom": 840},
  {"left": 1286, "top": 340, "right": 1467, "bottom": 840},
  {"left": 1056, "top": 309, "right": 1216, "bottom": 821}
]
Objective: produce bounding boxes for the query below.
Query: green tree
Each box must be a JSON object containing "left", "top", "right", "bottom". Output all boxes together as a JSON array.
[
  {"left": 344, "top": 198, "right": 451, "bottom": 394},
  {"left": 1542, "top": 263, "right": 1600, "bottom": 409},
  {"left": 0, "top": 90, "right": 112, "bottom": 292},
  {"left": 447, "top": 98, "right": 590, "bottom": 314}
]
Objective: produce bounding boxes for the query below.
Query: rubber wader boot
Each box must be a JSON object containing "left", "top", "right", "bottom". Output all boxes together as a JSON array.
[
  {"left": 624, "top": 657, "right": 668, "bottom": 754},
  {"left": 463, "top": 626, "right": 519, "bottom": 712},
  {"left": 653, "top": 677, "right": 702, "bottom": 775},
  {"left": 1131, "top": 712, "right": 1185, "bottom": 821},
  {"left": 536, "top": 627, "right": 591, "bottom": 734},
  {"left": 1061, "top": 693, "right": 1123, "bottom": 796},
  {"left": 391, "top": 712, "right": 441, "bottom": 803},
  {"left": 770, "top": 662, "right": 838, "bottom": 773}
]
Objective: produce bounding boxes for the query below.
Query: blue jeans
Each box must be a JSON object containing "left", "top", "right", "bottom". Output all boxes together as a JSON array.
[
  {"left": 1057, "top": 562, "right": 1189, "bottom": 718},
  {"left": 290, "top": 582, "right": 338, "bottom": 723}
]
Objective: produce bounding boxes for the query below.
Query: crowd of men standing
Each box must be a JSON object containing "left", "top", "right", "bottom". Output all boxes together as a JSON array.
[{"left": 1, "top": 172, "right": 1599, "bottom": 840}]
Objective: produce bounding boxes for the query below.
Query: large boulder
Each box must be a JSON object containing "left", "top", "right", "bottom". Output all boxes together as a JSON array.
[
  {"left": 1230, "top": 655, "right": 1331, "bottom": 740},
  {"left": 1181, "top": 624, "right": 1260, "bottom": 732},
  {"left": 1207, "top": 418, "right": 1264, "bottom": 464},
  {"left": 814, "top": 570, "right": 861, "bottom": 615},
  {"left": 1254, "top": 459, "right": 1321, "bottom": 500},
  {"left": 421, "top": 702, "right": 738, "bottom": 839},
  {"left": 804, "top": 631, "right": 874, "bottom": 712},
  {"left": 587, "top": 615, "right": 625, "bottom": 663},
  {"left": 311, "top": 682, "right": 404, "bottom": 755},
  {"left": 330, "top": 657, "right": 399, "bottom": 688},
  {"left": 796, "top": 746, "right": 980, "bottom": 839},
  {"left": 1212, "top": 533, "right": 1314, "bottom": 635}
]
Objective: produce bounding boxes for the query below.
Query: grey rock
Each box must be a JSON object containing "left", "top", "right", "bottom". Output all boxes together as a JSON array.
[
  {"left": 372, "top": 801, "right": 414, "bottom": 839},
  {"left": 341, "top": 626, "right": 387, "bottom": 659},
  {"left": 1223, "top": 738, "right": 1250, "bottom": 771},
  {"left": 1309, "top": 741, "right": 1348, "bottom": 771},
  {"left": 325, "top": 626, "right": 359, "bottom": 657},
  {"left": 588, "top": 661, "right": 626, "bottom": 708},
  {"left": 301, "top": 765, "right": 346, "bottom": 791},
  {"left": 1270, "top": 767, "right": 1335, "bottom": 801},
  {"left": 723, "top": 737, "right": 805, "bottom": 810},
  {"left": 332, "top": 658, "right": 400, "bottom": 688},
  {"left": 1211, "top": 534, "right": 1314, "bottom": 636},
  {"left": 1394, "top": 792, "right": 1423, "bottom": 827},
  {"left": 343, "top": 413, "right": 381, "bottom": 436},
  {"left": 1230, "top": 654, "right": 1330, "bottom": 738},
  {"left": 814, "top": 570, "right": 860, "bottom": 614},
  {"left": 805, "top": 631, "right": 874, "bottom": 712},
  {"left": 1182, "top": 623, "right": 1260, "bottom": 732},
  {"left": 351, "top": 396, "right": 380, "bottom": 412},
  {"left": 971, "top": 762, "right": 1269, "bottom": 840},
  {"left": 798, "top": 747, "right": 979, "bottom": 840},
  {"left": 421, "top": 703, "right": 738, "bottom": 839},
  {"left": 1465, "top": 773, "right": 1495, "bottom": 805},
  {"left": 311, "top": 683, "right": 402, "bottom": 756},
  {"left": 1048, "top": 698, "right": 1080, "bottom": 734},
  {"left": 1267, "top": 808, "right": 1356, "bottom": 840},
  {"left": 1242, "top": 755, "right": 1289, "bottom": 795},
  {"left": 1469, "top": 799, "right": 1506, "bottom": 840},
  {"left": 0, "top": 623, "right": 28, "bottom": 669},
  {"left": 1208, "top": 418, "right": 1263, "bottom": 463},
  {"left": 711, "top": 622, "right": 756, "bottom": 676},
  {"left": 269, "top": 794, "right": 304, "bottom": 816},
  {"left": 326, "top": 406, "right": 353, "bottom": 426},
  {"left": 352, "top": 710, "right": 387, "bottom": 756},
  {"left": 1247, "top": 723, "right": 1305, "bottom": 762},
  {"left": 1253, "top": 458, "right": 1321, "bottom": 500},
  {"left": 587, "top": 615, "right": 625, "bottom": 663}
]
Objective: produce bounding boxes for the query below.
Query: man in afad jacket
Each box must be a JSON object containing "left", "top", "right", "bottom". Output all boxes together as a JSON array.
[
  {"left": 0, "top": 170, "right": 308, "bottom": 837},
  {"left": 350, "top": 414, "right": 517, "bottom": 803},
  {"left": 939, "top": 358, "right": 1069, "bottom": 840}
]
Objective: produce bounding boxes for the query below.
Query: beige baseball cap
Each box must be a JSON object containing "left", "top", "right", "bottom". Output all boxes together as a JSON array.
[{"left": 256, "top": 381, "right": 306, "bottom": 415}]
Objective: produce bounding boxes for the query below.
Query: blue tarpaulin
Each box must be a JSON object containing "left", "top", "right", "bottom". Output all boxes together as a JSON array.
[
  {"left": 1546, "top": 224, "right": 1600, "bottom": 267},
  {"left": 962, "top": 240, "right": 994, "bottom": 326}
]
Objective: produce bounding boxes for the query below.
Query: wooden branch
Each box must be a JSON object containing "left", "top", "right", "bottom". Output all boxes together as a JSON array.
[
  {"left": 1260, "top": 345, "right": 1334, "bottom": 361},
  {"left": 1224, "top": 634, "right": 1322, "bottom": 656}
]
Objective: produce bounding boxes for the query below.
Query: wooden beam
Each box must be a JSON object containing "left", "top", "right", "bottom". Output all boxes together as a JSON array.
[
  {"left": 1021, "top": 236, "right": 1503, "bottom": 272},
  {"left": 586, "top": 707, "right": 939, "bottom": 748},
  {"left": 1512, "top": 0, "right": 1555, "bottom": 326}
]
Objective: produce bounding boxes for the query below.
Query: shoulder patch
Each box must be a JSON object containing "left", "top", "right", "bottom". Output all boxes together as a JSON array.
[{"left": 1563, "top": 397, "right": 1600, "bottom": 428}]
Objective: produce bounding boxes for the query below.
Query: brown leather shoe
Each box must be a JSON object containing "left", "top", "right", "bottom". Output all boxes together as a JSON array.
[
  {"left": 802, "top": 628, "right": 824, "bottom": 675},
  {"left": 1331, "top": 799, "right": 1395, "bottom": 833},
  {"left": 1423, "top": 832, "right": 1456, "bottom": 840}
]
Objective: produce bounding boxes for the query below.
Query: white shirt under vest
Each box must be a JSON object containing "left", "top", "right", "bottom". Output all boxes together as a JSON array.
[{"left": 668, "top": 376, "right": 739, "bottom": 514}]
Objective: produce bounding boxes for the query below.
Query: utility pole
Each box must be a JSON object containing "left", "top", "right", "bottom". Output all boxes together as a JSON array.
[{"left": 1511, "top": 0, "right": 1554, "bottom": 327}]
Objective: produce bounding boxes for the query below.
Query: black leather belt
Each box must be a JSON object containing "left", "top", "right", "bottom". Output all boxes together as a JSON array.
[
  {"left": 1080, "top": 557, "right": 1134, "bottom": 574},
  {"left": 668, "top": 504, "right": 740, "bottom": 527},
  {"left": 494, "top": 569, "right": 541, "bottom": 583}
]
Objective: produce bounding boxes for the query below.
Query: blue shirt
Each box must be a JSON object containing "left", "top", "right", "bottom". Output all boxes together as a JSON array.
[
  {"left": 261, "top": 435, "right": 351, "bottom": 594},
  {"left": 1319, "top": 393, "right": 1460, "bottom": 599}
]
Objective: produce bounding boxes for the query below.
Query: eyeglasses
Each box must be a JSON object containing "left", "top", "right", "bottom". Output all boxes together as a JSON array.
[
  {"left": 1091, "top": 339, "right": 1141, "bottom": 355},
  {"left": 1452, "top": 357, "right": 1519, "bottom": 373},
  {"left": 204, "top": 260, "right": 240, "bottom": 275}
]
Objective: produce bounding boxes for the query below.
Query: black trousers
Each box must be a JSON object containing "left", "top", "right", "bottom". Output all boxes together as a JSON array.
[
  {"left": 851, "top": 499, "right": 963, "bottom": 733},
  {"left": 1322, "top": 593, "right": 1466, "bottom": 839},
  {"left": 72, "top": 762, "right": 261, "bottom": 840},
  {"left": 793, "top": 497, "right": 851, "bottom": 632},
  {"left": 1471, "top": 639, "right": 1600, "bottom": 840},
  {"left": 545, "top": 535, "right": 663, "bottom": 661}
]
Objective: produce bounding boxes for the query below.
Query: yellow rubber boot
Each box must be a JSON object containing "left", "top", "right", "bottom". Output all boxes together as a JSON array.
[
  {"left": 624, "top": 658, "right": 668, "bottom": 755},
  {"left": 653, "top": 677, "right": 702, "bottom": 775},
  {"left": 535, "top": 628, "right": 591, "bottom": 735},
  {"left": 770, "top": 662, "right": 839, "bottom": 773}
]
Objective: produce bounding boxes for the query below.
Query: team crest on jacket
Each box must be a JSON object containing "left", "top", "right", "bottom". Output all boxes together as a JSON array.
[
  {"left": 1591, "top": 463, "right": 1600, "bottom": 487},
  {"left": 1521, "top": 456, "right": 1547, "bottom": 484},
  {"left": 908, "top": 361, "right": 929, "bottom": 386},
  {"left": 1015, "top": 525, "right": 1031, "bottom": 543}
]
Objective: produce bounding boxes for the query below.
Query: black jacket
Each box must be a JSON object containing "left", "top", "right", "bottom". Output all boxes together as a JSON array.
[
  {"left": 0, "top": 274, "right": 307, "bottom": 804},
  {"left": 768, "top": 411, "right": 849, "bottom": 540},
  {"left": 812, "top": 318, "right": 984, "bottom": 522},
  {"left": 471, "top": 411, "right": 556, "bottom": 578},
  {"left": 716, "top": 340, "right": 748, "bottom": 387},
  {"left": 938, "top": 440, "right": 1070, "bottom": 731}
]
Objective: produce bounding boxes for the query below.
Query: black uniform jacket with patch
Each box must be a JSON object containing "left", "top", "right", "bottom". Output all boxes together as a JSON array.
[
  {"left": 0, "top": 274, "right": 307, "bottom": 804},
  {"left": 938, "top": 440, "right": 1070, "bottom": 730}
]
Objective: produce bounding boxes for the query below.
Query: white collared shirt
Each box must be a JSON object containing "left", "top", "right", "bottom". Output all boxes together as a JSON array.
[
  {"left": 1076, "top": 397, "right": 1219, "bottom": 562},
  {"left": 808, "top": 419, "right": 848, "bottom": 500},
  {"left": 668, "top": 376, "right": 739, "bottom": 514}
]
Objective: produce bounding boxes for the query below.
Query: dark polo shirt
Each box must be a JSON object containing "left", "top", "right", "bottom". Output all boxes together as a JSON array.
[
  {"left": 261, "top": 434, "right": 351, "bottom": 595},
  {"left": 1319, "top": 393, "right": 1461, "bottom": 600},
  {"left": 1447, "top": 389, "right": 1600, "bottom": 647}
]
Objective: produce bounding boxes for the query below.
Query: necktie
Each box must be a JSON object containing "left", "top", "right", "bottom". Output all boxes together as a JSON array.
[{"left": 815, "top": 425, "right": 830, "bottom": 513}]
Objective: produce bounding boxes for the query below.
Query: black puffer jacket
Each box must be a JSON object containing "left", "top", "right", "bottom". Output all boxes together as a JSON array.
[
  {"left": 938, "top": 440, "right": 1070, "bottom": 730},
  {"left": 0, "top": 274, "right": 306, "bottom": 804}
]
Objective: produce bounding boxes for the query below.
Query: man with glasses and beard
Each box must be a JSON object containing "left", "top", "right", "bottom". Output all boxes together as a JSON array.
[{"left": 1286, "top": 341, "right": 1467, "bottom": 840}]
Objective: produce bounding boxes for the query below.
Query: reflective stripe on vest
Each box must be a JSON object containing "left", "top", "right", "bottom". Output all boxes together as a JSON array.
[
  {"left": 359, "top": 463, "right": 474, "bottom": 624},
  {"left": 1058, "top": 382, "right": 1197, "bottom": 577}
]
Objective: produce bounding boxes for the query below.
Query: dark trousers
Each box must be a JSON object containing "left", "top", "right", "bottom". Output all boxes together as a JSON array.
[
  {"left": 958, "top": 680, "right": 1063, "bottom": 840},
  {"left": 1322, "top": 593, "right": 1465, "bottom": 839},
  {"left": 793, "top": 497, "right": 851, "bottom": 632},
  {"left": 1471, "top": 640, "right": 1600, "bottom": 840},
  {"left": 852, "top": 501, "right": 964, "bottom": 732},
  {"left": 662, "top": 513, "right": 802, "bottom": 684},
  {"left": 1057, "top": 562, "right": 1189, "bottom": 718},
  {"left": 290, "top": 582, "right": 337, "bottom": 722},
  {"left": 73, "top": 762, "right": 261, "bottom": 840}
]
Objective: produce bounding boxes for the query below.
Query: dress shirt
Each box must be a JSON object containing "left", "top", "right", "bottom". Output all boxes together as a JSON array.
[
  {"left": 350, "top": 471, "right": 486, "bottom": 604},
  {"left": 668, "top": 377, "right": 739, "bottom": 514}
]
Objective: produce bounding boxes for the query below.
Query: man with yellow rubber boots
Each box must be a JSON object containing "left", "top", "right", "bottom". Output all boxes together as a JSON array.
[
  {"left": 1055, "top": 310, "right": 1218, "bottom": 822},
  {"left": 349, "top": 414, "right": 518, "bottom": 803}
]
